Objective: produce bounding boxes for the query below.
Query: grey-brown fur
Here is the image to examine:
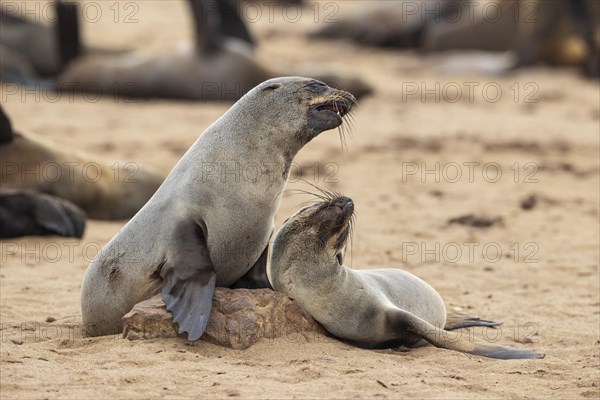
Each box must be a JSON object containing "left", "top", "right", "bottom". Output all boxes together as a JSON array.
[
  {"left": 80, "top": 77, "right": 356, "bottom": 340},
  {"left": 270, "top": 194, "right": 544, "bottom": 360}
]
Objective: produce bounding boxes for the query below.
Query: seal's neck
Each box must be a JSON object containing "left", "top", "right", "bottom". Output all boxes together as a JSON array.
[{"left": 270, "top": 239, "right": 344, "bottom": 293}]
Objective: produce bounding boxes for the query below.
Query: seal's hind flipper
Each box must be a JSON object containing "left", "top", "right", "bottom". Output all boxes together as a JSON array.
[
  {"left": 0, "top": 190, "right": 86, "bottom": 238},
  {"left": 218, "top": 0, "right": 255, "bottom": 47},
  {"left": 444, "top": 312, "right": 501, "bottom": 331},
  {"left": 161, "top": 220, "right": 216, "bottom": 341},
  {"left": 56, "top": 0, "right": 81, "bottom": 67},
  {"left": 470, "top": 345, "right": 544, "bottom": 360},
  {"left": 389, "top": 308, "right": 544, "bottom": 360},
  {"left": 0, "top": 105, "right": 13, "bottom": 144},
  {"left": 187, "top": 0, "right": 254, "bottom": 53},
  {"left": 230, "top": 245, "right": 272, "bottom": 289}
]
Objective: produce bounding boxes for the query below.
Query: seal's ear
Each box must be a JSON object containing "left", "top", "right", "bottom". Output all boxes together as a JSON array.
[{"left": 161, "top": 219, "right": 216, "bottom": 341}]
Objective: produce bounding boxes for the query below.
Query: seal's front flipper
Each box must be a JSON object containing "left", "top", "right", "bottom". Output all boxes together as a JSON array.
[
  {"left": 163, "top": 269, "right": 216, "bottom": 341},
  {"left": 218, "top": 0, "right": 255, "bottom": 47},
  {"left": 0, "top": 190, "right": 86, "bottom": 239},
  {"left": 161, "top": 220, "right": 216, "bottom": 341},
  {"left": 230, "top": 245, "right": 272, "bottom": 289}
]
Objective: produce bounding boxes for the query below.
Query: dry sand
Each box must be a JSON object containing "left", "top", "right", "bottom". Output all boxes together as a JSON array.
[{"left": 1, "top": 1, "right": 599, "bottom": 399}]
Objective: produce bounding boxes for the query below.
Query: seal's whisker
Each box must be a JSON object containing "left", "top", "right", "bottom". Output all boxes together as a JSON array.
[
  {"left": 284, "top": 188, "right": 328, "bottom": 202},
  {"left": 348, "top": 228, "right": 354, "bottom": 268},
  {"left": 337, "top": 127, "right": 344, "bottom": 151},
  {"left": 292, "top": 180, "right": 338, "bottom": 203},
  {"left": 334, "top": 99, "right": 348, "bottom": 152},
  {"left": 283, "top": 188, "right": 317, "bottom": 198},
  {"left": 302, "top": 181, "right": 337, "bottom": 202},
  {"left": 321, "top": 185, "right": 341, "bottom": 202},
  {"left": 342, "top": 125, "right": 351, "bottom": 151},
  {"left": 297, "top": 199, "right": 323, "bottom": 208},
  {"left": 344, "top": 113, "right": 356, "bottom": 143},
  {"left": 345, "top": 123, "right": 355, "bottom": 145}
]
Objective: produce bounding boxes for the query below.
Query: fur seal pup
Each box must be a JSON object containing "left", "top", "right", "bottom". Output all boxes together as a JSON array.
[
  {"left": 270, "top": 194, "right": 543, "bottom": 360},
  {"left": 80, "top": 77, "right": 356, "bottom": 340},
  {"left": 0, "top": 105, "right": 163, "bottom": 220}
]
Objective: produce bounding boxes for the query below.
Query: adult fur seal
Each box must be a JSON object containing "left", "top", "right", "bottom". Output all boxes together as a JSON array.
[
  {"left": 0, "top": 105, "right": 163, "bottom": 220},
  {"left": 270, "top": 193, "right": 544, "bottom": 360},
  {"left": 80, "top": 77, "right": 356, "bottom": 340},
  {"left": 57, "top": 0, "right": 371, "bottom": 101},
  {"left": 0, "top": 0, "right": 80, "bottom": 81}
]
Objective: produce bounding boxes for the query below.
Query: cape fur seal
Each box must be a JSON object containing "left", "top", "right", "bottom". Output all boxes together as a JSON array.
[
  {"left": 0, "top": 105, "right": 163, "bottom": 220},
  {"left": 269, "top": 193, "right": 543, "bottom": 360},
  {"left": 57, "top": 0, "right": 371, "bottom": 101},
  {"left": 80, "top": 77, "right": 356, "bottom": 340},
  {"left": 312, "top": 0, "right": 598, "bottom": 77},
  {"left": 0, "top": 0, "right": 80, "bottom": 81},
  {"left": 312, "top": 1, "right": 518, "bottom": 51}
]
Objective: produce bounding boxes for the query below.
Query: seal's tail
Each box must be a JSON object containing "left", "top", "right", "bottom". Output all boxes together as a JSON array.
[{"left": 391, "top": 309, "right": 544, "bottom": 360}]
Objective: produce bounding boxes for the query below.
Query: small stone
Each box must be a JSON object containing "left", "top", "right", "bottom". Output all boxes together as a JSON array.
[
  {"left": 122, "top": 288, "right": 326, "bottom": 349},
  {"left": 46, "top": 317, "right": 56, "bottom": 323},
  {"left": 447, "top": 214, "right": 503, "bottom": 229},
  {"left": 521, "top": 195, "right": 537, "bottom": 210},
  {"left": 11, "top": 339, "right": 23, "bottom": 345}
]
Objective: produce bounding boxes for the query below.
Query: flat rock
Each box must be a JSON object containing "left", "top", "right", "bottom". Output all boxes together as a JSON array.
[{"left": 122, "top": 288, "right": 326, "bottom": 349}]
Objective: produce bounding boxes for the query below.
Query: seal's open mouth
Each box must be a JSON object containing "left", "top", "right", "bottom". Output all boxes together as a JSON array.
[
  {"left": 308, "top": 88, "right": 357, "bottom": 136},
  {"left": 300, "top": 81, "right": 358, "bottom": 147},
  {"left": 315, "top": 101, "right": 352, "bottom": 118}
]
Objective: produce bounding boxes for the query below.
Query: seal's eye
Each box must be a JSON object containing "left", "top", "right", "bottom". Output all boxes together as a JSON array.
[
  {"left": 306, "top": 81, "right": 328, "bottom": 93},
  {"left": 262, "top": 83, "right": 282, "bottom": 91}
]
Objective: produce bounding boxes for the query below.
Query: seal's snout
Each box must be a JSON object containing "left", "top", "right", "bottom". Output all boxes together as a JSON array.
[
  {"left": 307, "top": 82, "right": 357, "bottom": 134},
  {"left": 321, "top": 196, "right": 354, "bottom": 231},
  {"left": 314, "top": 92, "right": 355, "bottom": 118},
  {"left": 333, "top": 197, "right": 354, "bottom": 216}
]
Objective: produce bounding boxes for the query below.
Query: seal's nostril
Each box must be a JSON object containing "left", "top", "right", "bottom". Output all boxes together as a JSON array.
[
  {"left": 344, "top": 201, "right": 354, "bottom": 212},
  {"left": 339, "top": 197, "right": 353, "bottom": 209}
]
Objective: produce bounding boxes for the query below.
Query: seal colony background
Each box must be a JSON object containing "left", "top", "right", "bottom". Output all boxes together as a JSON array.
[{"left": 1, "top": 1, "right": 599, "bottom": 398}]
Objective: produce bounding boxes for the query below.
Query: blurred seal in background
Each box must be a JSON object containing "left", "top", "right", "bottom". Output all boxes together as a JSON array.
[{"left": 0, "top": 105, "right": 164, "bottom": 220}]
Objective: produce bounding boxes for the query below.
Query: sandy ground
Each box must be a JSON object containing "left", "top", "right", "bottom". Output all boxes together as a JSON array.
[{"left": 1, "top": 1, "right": 599, "bottom": 399}]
